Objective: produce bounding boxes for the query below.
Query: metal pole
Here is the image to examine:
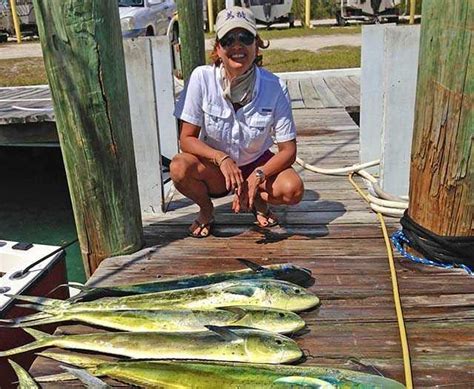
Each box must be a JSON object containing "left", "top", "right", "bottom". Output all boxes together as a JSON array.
[
  {"left": 409, "top": 0, "right": 416, "bottom": 24},
  {"left": 305, "top": 0, "right": 312, "bottom": 28},
  {"left": 207, "top": 0, "right": 214, "bottom": 33},
  {"left": 9, "top": 0, "right": 22, "bottom": 43}
]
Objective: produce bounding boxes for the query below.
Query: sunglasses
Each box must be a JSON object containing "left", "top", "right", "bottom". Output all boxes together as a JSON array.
[{"left": 218, "top": 31, "right": 255, "bottom": 48}]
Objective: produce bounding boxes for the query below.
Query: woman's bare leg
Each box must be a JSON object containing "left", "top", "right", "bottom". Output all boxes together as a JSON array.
[
  {"left": 254, "top": 167, "right": 304, "bottom": 226},
  {"left": 170, "top": 153, "right": 228, "bottom": 236}
]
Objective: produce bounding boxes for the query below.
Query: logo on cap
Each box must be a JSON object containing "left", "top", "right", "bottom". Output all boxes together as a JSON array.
[{"left": 225, "top": 10, "right": 249, "bottom": 21}]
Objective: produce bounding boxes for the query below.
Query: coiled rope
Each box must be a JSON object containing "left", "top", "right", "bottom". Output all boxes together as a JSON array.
[
  {"left": 391, "top": 211, "right": 474, "bottom": 275},
  {"left": 295, "top": 158, "right": 408, "bottom": 218}
]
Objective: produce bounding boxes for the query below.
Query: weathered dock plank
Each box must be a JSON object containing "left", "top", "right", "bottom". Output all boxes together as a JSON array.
[{"left": 28, "top": 73, "right": 473, "bottom": 388}]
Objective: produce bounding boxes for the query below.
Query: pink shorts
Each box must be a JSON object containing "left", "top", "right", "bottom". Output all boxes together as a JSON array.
[{"left": 240, "top": 150, "right": 274, "bottom": 180}]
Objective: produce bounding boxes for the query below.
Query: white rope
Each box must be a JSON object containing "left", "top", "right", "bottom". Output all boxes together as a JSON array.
[
  {"left": 296, "top": 157, "right": 409, "bottom": 218},
  {"left": 296, "top": 157, "right": 380, "bottom": 175},
  {"left": 11, "top": 105, "right": 54, "bottom": 112}
]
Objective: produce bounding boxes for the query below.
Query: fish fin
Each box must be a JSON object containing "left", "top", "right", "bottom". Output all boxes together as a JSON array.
[
  {"left": 273, "top": 376, "right": 336, "bottom": 388},
  {"left": 24, "top": 327, "right": 51, "bottom": 340},
  {"left": 14, "top": 304, "right": 51, "bottom": 316},
  {"left": 8, "top": 359, "right": 40, "bottom": 388},
  {"left": 205, "top": 325, "right": 243, "bottom": 342},
  {"left": 0, "top": 329, "right": 52, "bottom": 357},
  {"left": 223, "top": 285, "right": 256, "bottom": 297},
  {"left": 236, "top": 258, "right": 265, "bottom": 272},
  {"left": 216, "top": 306, "right": 248, "bottom": 321},
  {"left": 60, "top": 366, "right": 110, "bottom": 388},
  {"left": 5, "top": 294, "right": 61, "bottom": 307},
  {"left": 37, "top": 351, "right": 108, "bottom": 368},
  {"left": 35, "top": 372, "right": 81, "bottom": 383},
  {"left": 0, "top": 314, "right": 62, "bottom": 328}
]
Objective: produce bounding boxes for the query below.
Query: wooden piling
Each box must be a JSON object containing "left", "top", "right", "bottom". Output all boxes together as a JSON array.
[
  {"left": 32, "top": 0, "right": 144, "bottom": 277},
  {"left": 176, "top": 0, "right": 206, "bottom": 81},
  {"left": 408, "top": 0, "right": 473, "bottom": 236}
]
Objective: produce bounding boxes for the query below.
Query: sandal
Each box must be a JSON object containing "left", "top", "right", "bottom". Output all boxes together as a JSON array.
[
  {"left": 252, "top": 207, "right": 279, "bottom": 229},
  {"left": 189, "top": 218, "right": 215, "bottom": 238}
]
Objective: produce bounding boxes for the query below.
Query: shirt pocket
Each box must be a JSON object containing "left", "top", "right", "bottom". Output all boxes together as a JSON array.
[
  {"left": 202, "top": 102, "right": 230, "bottom": 144},
  {"left": 244, "top": 111, "right": 273, "bottom": 152}
]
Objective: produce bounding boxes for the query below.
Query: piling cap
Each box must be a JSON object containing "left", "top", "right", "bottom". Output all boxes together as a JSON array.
[{"left": 215, "top": 6, "right": 257, "bottom": 40}]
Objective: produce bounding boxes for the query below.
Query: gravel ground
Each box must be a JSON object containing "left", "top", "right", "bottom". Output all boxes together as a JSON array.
[{"left": 0, "top": 33, "right": 361, "bottom": 60}]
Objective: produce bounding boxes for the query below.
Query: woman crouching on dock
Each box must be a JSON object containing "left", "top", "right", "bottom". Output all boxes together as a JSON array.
[{"left": 170, "top": 6, "right": 304, "bottom": 238}]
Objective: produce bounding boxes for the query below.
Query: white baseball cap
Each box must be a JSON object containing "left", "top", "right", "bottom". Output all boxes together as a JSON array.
[{"left": 215, "top": 6, "right": 257, "bottom": 40}]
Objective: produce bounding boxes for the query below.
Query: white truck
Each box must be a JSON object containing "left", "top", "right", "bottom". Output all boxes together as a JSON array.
[
  {"left": 119, "top": 0, "right": 176, "bottom": 37},
  {"left": 0, "top": 0, "right": 176, "bottom": 42},
  {"left": 0, "top": 0, "right": 36, "bottom": 41},
  {"left": 336, "top": 0, "right": 402, "bottom": 26},
  {"left": 225, "top": 0, "right": 294, "bottom": 28}
]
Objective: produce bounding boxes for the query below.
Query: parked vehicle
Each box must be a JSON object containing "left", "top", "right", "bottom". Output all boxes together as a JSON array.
[
  {"left": 335, "top": 0, "right": 401, "bottom": 26},
  {"left": 119, "top": 0, "right": 176, "bottom": 38},
  {"left": 0, "top": 0, "right": 37, "bottom": 40},
  {"left": 236, "top": 0, "right": 295, "bottom": 28}
]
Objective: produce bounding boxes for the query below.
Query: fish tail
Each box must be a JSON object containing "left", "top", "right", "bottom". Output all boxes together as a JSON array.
[
  {"left": 60, "top": 366, "right": 109, "bottom": 388},
  {"left": 35, "top": 372, "right": 80, "bottom": 383},
  {"left": 0, "top": 307, "right": 54, "bottom": 325},
  {"left": 5, "top": 294, "right": 64, "bottom": 307},
  {"left": 0, "top": 314, "right": 63, "bottom": 328},
  {"left": 37, "top": 350, "right": 107, "bottom": 368},
  {"left": 8, "top": 359, "right": 39, "bottom": 388},
  {"left": 0, "top": 328, "right": 53, "bottom": 356}
]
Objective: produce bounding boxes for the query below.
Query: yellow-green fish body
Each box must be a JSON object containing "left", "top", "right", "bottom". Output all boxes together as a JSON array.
[
  {"left": 0, "top": 327, "right": 302, "bottom": 364},
  {"left": 95, "top": 361, "right": 405, "bottom": 388},
  {"left": 11, "top": 279, "right": 320, "bottom": 313},
  {"left": 3, "top": 306, "right": 305, "bottom": 334},
  {"left": 70, "top": 260, "right": 314, "bottom": 301}
]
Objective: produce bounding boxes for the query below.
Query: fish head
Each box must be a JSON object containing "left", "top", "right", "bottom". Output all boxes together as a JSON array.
[
  {"left": 245, "top": 308, "right": 306, "bottom": 334},
  {"left": 244, "top": 331, "right": 303, "bottom": 364},
  {"left": 268, "top": 281, "right": 320, "bottom": 312}
]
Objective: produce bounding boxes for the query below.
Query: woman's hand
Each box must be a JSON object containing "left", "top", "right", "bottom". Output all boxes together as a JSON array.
[
  {"left": 232, "top": 172, "right": 262, "bottom": 213},
  {"left": 219, "top": 157, "right": 244, "bottom": 194}
]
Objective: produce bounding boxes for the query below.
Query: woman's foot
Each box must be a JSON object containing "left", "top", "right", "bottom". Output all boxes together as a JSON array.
[
  {"left": 252, "top": 200, "right": 278, "bottom": 229},
  {"left": 189, "top": 205, "right": 215, "bottom": 238}
]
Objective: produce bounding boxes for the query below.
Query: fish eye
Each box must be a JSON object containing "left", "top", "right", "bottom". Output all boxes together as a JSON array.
[
  {"left": 294, "top": 289, "right": 301, "bottom": 294},
  {"left": 275, "top": 339, "right": 283, "bottom": 345},
  {"left": 278, "top": 312, "right": 285, "bottom": 317}
]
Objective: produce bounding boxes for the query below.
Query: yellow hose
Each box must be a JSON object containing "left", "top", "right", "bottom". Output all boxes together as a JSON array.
[{"left": 349, "top": 173, "right": 413, "bottom": 389}]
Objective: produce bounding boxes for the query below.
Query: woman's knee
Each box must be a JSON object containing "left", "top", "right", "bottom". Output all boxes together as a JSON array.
[
  {"left": 273, "top": 175, "right": 304, "bottom": 205},
  {"left": 285, "top": 178, "right": 304, "bottom": 205},
  {"left": 170, "top": 154, "right": 194, "bottom": 183}
]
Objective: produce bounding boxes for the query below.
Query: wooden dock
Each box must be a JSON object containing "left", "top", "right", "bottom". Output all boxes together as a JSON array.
[
  {"left": 28, "top": 71, "right": 474, "bottom": 388},
  {"left": 0, "top": 69, "right": 360, "bottom": 145}
]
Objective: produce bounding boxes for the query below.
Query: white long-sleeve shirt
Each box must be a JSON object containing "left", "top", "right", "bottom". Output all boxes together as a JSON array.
[{"left": 174, "top": 65, "right": 296, "bottom": 166}]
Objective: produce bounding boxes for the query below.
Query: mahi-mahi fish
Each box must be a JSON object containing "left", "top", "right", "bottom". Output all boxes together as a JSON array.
[
  {"left": 68, "top": 259, "right": 314, "bottom": 302},
  {"left": 8, "top": 279, "right": 320, "bottom": 313},
  {"left": 0, "top": 326, "right": 303, "bottom": 364},
  {"left": 34, "top": 352, "right": 406, "bottom": 389},
  {"left": 0, "top": 306, "right": 306, "bottom": 334}
]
